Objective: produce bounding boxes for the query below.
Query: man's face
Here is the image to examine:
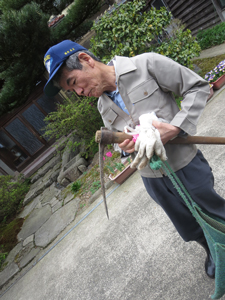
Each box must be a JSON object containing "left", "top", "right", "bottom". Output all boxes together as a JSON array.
[{"left": 59, "top": 53, "right": 104, "bottom": 98}]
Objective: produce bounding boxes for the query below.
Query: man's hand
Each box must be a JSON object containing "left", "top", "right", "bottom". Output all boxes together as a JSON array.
[
  {"left": 122, "top": 113, "right": 166, "bottom": 170},
  {"left": 118, "top": 139, "right": 135, "bottom": 153},
  {"left": 152, "top": 120, "right": 181, "bottom": 144},
  {"left": 131, "top": 126, "right": 167, "bottom": 170},
  {"left": 118, "top": 113, "right": 181, "bottom": 170}
]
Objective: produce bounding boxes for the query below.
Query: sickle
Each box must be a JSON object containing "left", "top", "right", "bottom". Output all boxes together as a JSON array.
[
  {"left": 98, "top": 128, "right": 109, "bottom": 219},
  {"left": 96, "top": 129, "right": 225, "bottom": 219}
]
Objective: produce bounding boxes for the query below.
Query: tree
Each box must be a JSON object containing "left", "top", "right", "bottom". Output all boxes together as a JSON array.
[
  {"left": 0, "top": 0, "right": 104, "bottom": 116},
  {"left": 52, "top": 0, "right": 103, "bottom": 42},
  {"left": 0, "top": 0, "right": 75, "bottom": 16},
  {"left": 0, "top": 2, "right": 51, "bottom": 115},
  {"left": 90, "top": 0, "right": 201, "bottom": 68}
]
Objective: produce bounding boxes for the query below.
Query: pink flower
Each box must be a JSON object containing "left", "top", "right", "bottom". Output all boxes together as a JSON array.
[
  {"left": 106, "top": 151, "right": 112, "bottom": 157},
  {"left": 103, "top": 157, "right": 105, "bottom": 160}
]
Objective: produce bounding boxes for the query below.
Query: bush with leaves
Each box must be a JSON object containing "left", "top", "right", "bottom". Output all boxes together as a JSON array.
[
  {"left": 71, "top": 180, "right": 82, "bottom": 193},
  {"left": 44, "top": 94, "right": 104, "bottom": 159},
  {"left": 52, "top": 0, "right": 102, "bottom": 42},
  {"left": 0, "top": 175, "right": 31, "bottom": 223},
  {"left": 197, "top": 22, "right": 225, "bottom": 50},
  {"left": 90, "top": 0, "right": 200, "bottom": 67},
  {"left": 157, "top": 25, "right": 201, "bottom": 68}
]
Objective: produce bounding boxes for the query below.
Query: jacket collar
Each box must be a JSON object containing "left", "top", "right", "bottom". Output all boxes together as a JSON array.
[{"left": 114, "top": 56, "right": 137, "bottom": 78}]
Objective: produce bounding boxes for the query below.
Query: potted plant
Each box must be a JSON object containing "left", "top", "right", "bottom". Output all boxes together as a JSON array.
[
  {"left": 104, "top": 151, "right": 136, "bottom": 185},
  {"left": 205, "top": 60, "right": 225, "bottom": 90}
]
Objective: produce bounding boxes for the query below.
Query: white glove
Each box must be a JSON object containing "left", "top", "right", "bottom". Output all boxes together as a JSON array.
[{"left": 130, "top": 112, "right": 167, "bottom": 170}]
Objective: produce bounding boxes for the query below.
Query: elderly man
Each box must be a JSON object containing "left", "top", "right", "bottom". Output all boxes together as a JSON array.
[{"left": 43, "top": 40, "right": 225, "bottom": 279}]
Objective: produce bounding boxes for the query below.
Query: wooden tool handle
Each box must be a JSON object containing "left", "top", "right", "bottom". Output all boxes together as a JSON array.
[
  {"left": 95, "top": 130, "right": 133, "bottom": 144},
  {"left": 95, "top": 130, "right": 225, "bottom": 145},
  {"left": 169, "top": 135, "right": 225, "bottom": 144}
]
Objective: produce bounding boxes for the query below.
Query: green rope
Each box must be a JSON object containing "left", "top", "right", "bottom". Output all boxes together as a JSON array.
[
  {"left": 149, "top": 155, "right": 225, "bottom": 299},
  {"left": 149, "top": 154, "right": 163, "bottom": 170},
  {"left": 150, "top": 155, "right": 212, "bottom": 241}
]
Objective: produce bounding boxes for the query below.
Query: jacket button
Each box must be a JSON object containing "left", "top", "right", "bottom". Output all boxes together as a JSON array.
[
  {"left": 144, "top": 91, "right": 148, "bottom": 96},
  {"left": 108, "top": 120, "right": 112, "bottom": 123}
]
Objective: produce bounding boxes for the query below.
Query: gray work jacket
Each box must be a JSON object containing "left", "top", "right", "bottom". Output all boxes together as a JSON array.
[{"left": 97, "top": 53, "right": 210, "bottom": 178}]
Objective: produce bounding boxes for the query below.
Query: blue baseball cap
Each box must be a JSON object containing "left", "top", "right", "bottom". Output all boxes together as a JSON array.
[{"left": 43, "top": 40, "right": 87, "bottom": 97}]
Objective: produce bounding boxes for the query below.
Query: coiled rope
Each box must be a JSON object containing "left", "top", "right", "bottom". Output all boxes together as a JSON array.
[{"left": 150, "top": 155, "right": 225, "bottom": 300}]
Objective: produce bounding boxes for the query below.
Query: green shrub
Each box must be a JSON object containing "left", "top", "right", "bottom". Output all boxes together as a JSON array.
[
  {"left": 0, "top": 175, "right": 30, "bottom": 223},
  {"left": 71, "top": 180, "right": 82, "bottom": 193},
  {"left": 90, "top": 0, "right": 200, "bottom": 67},
  {"left": 0, "top": 218, "right": 24, "bottom": 269},
  {"left": 197, "top": 22, "right": 225, "bottom": 50},
  {"left": 157, "top": 26, "right": 201, "bottom": 68},
  {"left": 44, "top": 94, "right": 104, "bottom": 159}
]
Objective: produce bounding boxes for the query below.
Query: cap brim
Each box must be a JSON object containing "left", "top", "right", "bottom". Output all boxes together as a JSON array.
[
  {"left": 44, "top": 62, "right": 63, "bottom": 97},
  {"left": 44, "top": 81, "right": 61, "bottom": 97}
]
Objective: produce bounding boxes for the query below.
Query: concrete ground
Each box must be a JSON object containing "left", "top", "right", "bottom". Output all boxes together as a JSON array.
[
  {"left": 1, "top": 90, "right": 225, "bottom": 300},
  {"left": 194, "top": 42, "right": 225, "bottom": 59},
  {"left": 1, "top": 46, "right": 225, "bottom": 300}
]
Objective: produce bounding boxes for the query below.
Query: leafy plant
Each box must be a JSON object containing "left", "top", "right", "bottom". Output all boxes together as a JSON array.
[
  {"left": 0, "top": 175, "right": 31, "bottom": 223},
  {"left": 71, "top": 180, "right": 82, "bottom": 193},
  {"left": 44, "top": 95, "right": 103, "bottom": 159},
  {"left": 114, "top": 162, "right": 125, "bottom": 172},
  {"left": 90, "top": 0, "right": 200, "bottom": 68},
  {"left": 157, "top": 27, "right": 201, "bottom": 69},
  {"left": 197, "top": 22, "right": 225, "bottom": 50},
  {"left": 104, "top": 151, "right": 131, "bottom": 175},
  {"left": 0, "top": 218, "right": 24, "bottom": 269},
  {"left": 204, "top": 60, "right": 225, "bottom": 83},
  {"left": 0, "top": 252, "right": 8, "bottom": 270},
  {"left": 90, "top": 181, "right": 101, "bottom": 194}
]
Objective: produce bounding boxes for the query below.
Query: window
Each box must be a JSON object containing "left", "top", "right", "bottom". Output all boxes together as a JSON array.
[
  {"left": 5, "top": 118, "right": 44, "bottom": 156},
  {"left": 151, "top": 0, "right": 167, "bottom": 10},
  {"left": 0, "top": 130, "right": 28, "bottom": 168},
  {"left": 218, "top": 0, "right": 225, "bottom": 9}
]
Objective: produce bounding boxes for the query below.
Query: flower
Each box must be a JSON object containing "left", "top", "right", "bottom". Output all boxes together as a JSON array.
[
  {"left": 106, "top": 151, "right": 112, "bottom": 157},
  {"left": 103, "top": 151, "right": 131, "bottom": 175},
  {"left": 205, "top": 60, "right": 225, "bottom": 83}
]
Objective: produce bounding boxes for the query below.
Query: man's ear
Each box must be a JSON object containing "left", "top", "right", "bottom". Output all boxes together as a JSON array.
[{"left": 78, "top": 52, "right": 94, "bottom": 67}]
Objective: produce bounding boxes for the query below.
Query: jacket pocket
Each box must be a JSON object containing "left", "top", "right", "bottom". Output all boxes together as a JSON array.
[
  {"left": 128, "top": 79, "right": 158, "bottom": 104},
  {"left": 102, "top": 108, "right": 118, "bottom": 125}
]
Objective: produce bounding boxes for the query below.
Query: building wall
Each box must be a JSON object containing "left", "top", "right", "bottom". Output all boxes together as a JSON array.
[
  {"left": 165, "top": 0, "right": 222, "bottom": 35},
  {"left": 0, "top": 80, "right": 63, "bottom": 175},
  {"left": 0, "top": 160, "right": 14, "bottom": 176}
]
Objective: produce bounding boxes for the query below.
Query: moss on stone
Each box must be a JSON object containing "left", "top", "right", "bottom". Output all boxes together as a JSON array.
[{"left": 0, "top": 218, "right": 24, "bottom": 268}]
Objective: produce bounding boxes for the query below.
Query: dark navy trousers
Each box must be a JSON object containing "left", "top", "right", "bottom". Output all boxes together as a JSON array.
[{"left": 142, "top": 150, "right": 225, "bottom": 242}]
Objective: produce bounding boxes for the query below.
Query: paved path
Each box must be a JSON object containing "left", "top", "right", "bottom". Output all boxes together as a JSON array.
[
  {"left": 1, "top": 88, "right": 225, "bottom": 299},
  {"left": 194, "top": 42, "right": 225, "bottom": 59},
  {"left": 0, "top": 170, "right": 224, "bottom": 300}
]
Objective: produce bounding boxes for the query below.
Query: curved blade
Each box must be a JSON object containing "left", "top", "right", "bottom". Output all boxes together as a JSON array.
[{"left": 99, "top": 142, "right": 109, "bottom": 219}]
